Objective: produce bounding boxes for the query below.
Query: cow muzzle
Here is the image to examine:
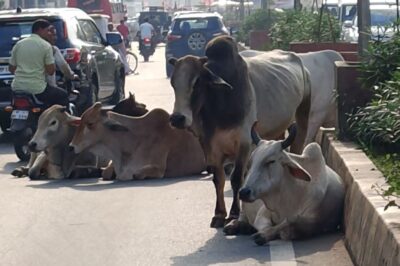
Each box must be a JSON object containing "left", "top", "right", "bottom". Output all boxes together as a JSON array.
[
  {"left": 68, "top": 144, "right": 79, "bottom": 154},
  {"left": 28, "top": 141, "right": 38, "bottom": 152},
  {"left": 170, "top": 114, "right": 186, "bottom": 129},
  {"left": 239, "top": 187, "right": 254, "bottom": 202}
]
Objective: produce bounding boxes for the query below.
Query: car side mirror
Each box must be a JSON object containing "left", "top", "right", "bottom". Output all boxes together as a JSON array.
[
  {"left": 106, "top": 32, "right": 123, "bottom": 46},
  {"left": 343, "top": 20, "right": 353, "bottom": 28}
]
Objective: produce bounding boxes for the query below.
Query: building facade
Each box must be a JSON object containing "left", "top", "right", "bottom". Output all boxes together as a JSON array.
[{"left": 9, "top": 0, "right": 65, "bottom": 9}]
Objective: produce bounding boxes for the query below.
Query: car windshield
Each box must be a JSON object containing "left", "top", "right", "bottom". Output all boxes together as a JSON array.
[
  {"left": 371, "top": 9, "right": 397, "bottom": 26},
  {"left": 173, "top": 17, "right": 220, "bottom": 32},
  {"left": 0, "top": 19, "right": 65, "bottom": 58}
]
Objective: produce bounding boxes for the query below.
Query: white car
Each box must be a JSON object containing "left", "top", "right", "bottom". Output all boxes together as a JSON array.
[{"left": 341, "top": 4, "right": 398, "bottom": 42}]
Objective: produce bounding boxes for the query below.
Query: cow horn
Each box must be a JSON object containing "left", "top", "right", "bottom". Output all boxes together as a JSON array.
[
  {"left": 251, "top": 122, "right": 261, "bottom": 145},
  {"left": 59, "top": 106, "right": 67, "bottom": 113},
  {"left": 281, "top": 124, "right": 297, "bottom": 150}
]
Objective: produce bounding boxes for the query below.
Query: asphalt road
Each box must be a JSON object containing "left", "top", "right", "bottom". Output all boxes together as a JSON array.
[{"left": 0, "top": 44, "right": 354, "bottom": 266}]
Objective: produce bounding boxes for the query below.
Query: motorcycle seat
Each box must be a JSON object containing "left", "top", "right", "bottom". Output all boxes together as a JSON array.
[{"left": 13, "top": 91, "right": 45, "bottom": 106}]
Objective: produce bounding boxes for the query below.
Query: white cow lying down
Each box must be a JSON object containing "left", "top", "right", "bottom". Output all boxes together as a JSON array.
[{"left": 225, "top": 124, "right": 345, "bottom": 245}]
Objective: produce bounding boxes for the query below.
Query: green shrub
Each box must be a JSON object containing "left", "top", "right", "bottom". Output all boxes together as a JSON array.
[
  {"left": 359, "top": 33, "right": 400, "bottom": 88},
  {"left": 237, "top": 9, "right": 281, "bottom": 43},
  {"left": 269, "top": 10, "right": 340, "bottom": 50},
  {"left": 349, "top": 34, "right": 400, "bottom": 209},
  {"left": 348, "top": 74, "right": 400, "bottom": 150}
]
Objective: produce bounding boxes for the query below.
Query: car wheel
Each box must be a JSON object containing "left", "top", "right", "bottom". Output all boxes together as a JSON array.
[
  {"left": 188, "top": 32, "right": 206, "bottom": 51},
  {"left": 110, "top": 69, "right": 125, "bottom": 105}
]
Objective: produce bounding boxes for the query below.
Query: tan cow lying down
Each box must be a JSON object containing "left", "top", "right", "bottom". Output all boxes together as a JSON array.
[
  {"left": 224, "top": 125, "right": 345, "bottom": 245},
  {"left": 23, "top": 105, "right": 100, "bottom": 180},
  {"left": 69, "top": 103, "right": 206, "bottom": 180}
]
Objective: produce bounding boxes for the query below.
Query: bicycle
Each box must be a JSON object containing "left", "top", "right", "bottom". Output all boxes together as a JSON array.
[
  {"left": 123, "top": 39, "right": 139, "bottom": 74},
  {"left": 126, "top": 49, "right": 138, "bottom": 74}
]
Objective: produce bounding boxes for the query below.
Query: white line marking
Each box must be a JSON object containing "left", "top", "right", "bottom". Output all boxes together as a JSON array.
[{"left": 269, "top": 240, "right": 297, "bottom": 266}]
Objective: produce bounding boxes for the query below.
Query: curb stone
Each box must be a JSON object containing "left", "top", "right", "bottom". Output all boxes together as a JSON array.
[{"left": 316, "top": 129, "right": 400, "bottom": 266}]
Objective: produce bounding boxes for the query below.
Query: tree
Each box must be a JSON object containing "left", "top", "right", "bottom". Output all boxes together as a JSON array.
[
  {"left": 357, "top": 0, "right": 371, "bottom": 56},
  {"left": 0, "top": 0, "right": 4, "bottom": 10}
]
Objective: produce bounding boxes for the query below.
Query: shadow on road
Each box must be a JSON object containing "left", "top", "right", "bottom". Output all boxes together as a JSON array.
[
  {"left": 171, "top": 231, "right": 269, "bottom": 265},
  {"left": 26, "top": 174, "right": 212, "bottom": 191},
  {"left": 1, "top": 161, "right": 24, "bottom": 175},
  {"left": 0, "top": 132, "right": 12, "bottom": 144}
]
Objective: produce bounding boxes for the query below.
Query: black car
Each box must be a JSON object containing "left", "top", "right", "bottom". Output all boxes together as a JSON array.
[
  {"left": 0, "top": 8, "right": 126, "bottom": 132},
  {"left": 165, "top": 12, "right": 229, "bottom": 77}
]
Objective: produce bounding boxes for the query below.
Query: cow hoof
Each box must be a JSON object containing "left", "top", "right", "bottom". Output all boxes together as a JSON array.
[
  {"left": 252, "top": 233, "right": 267, "bottom": 246},
  {"left": 223, "top": 219, "right": 240, "bottom": 235},
  {"left": 210, "top": 216, "right": 225, "bottom": 228},
  {"left": 11, "top": 167, "right": 27, "bottom": 177}
]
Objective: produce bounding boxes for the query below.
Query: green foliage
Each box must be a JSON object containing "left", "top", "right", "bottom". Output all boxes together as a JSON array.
[
  {"left": 349, "top": 34, "right": 400, "bottom": 209},
  {"left": 359, "top": 33, "right": 400, "bottom": 88},
  {"left": 237, "top": 9, "right": 281, "bottom": 43},
  {"left": 269, "top": 10, "right": 341, "bottom": 50},
  {"left": 348, "top": 75, "right": 400, "bottom": 149},
  {"left": 0, "top": 0, "right": 4, "bottom": 9},
  {"left": 369, "top": 152, "right": 400, "bottom": 209}
]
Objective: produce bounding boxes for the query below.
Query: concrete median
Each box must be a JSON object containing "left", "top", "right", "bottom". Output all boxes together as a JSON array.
[{"left": 316, "top": 129, "right": 400, "bottom": 266}]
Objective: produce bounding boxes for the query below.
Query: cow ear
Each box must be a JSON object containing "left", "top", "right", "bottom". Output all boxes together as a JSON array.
[
  {"left": 104, "top": 119, "right": 129, "bottom": 132},
  {"left": 202, "top": 66, "right": 233, "bottom": 90},
  {"left": 281, "top": 158, "right": 311, "bottom": 182},
  {"left": 199, "top": 56, "right": 208, "bottom": 65},
  {"left": 169, "top": 57, "right": 177, "bottom": 66},
  {"left": 68, "top": 117, "right": 81, "bottom": 127}
]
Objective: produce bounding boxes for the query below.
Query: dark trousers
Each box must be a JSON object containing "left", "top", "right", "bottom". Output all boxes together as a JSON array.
[{"left": 36, "top": 84, "right": 69, "bottom": 107}]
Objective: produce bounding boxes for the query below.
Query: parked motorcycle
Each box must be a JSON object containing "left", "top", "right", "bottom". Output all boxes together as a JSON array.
[
  {"left": 139, "top": 37, "right": 155, "bottom": 62},
  {"left": 6, "top": 80, "right": 82, "bottom": 161}
]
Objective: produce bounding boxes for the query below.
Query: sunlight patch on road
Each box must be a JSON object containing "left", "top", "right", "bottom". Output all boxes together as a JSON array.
[{"left": 269, "top": 240, "right": 297, "bottom": 266}]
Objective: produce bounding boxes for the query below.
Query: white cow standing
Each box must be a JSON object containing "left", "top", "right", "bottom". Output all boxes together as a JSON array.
[
  {"left": 240, "top": 49, "right": 344, "bottom": 144},
  {"left": 225, "top": 125, "right": 345, "bottom": 245}
]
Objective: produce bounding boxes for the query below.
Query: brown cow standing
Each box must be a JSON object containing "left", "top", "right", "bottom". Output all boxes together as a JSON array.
[{"left": 169, "top": 36, "right": 311, "bottom": 229}]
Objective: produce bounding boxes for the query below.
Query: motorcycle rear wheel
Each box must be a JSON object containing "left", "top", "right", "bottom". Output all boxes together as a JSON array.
[{"left": 14, "top": 127, "right": 33, "bottom": 162}]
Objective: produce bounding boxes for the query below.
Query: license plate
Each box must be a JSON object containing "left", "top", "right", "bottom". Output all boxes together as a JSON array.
[
  {"left": 144, "top": 43, "right": 151, "bottom": 47},
  {"left": 11, "top": 110, "right": 29, "bottom": 120},
  {"left": 0, "top": 65, "right": 10, "bottom": 74}
]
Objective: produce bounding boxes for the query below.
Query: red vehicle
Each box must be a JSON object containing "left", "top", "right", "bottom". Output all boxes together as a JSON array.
[{"left": 68, "top": 0, "right": 126, "bottom": 24}]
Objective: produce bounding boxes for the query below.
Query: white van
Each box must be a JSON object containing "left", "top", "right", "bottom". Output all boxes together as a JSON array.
[{"left": 341, "top": 3, "right": 398, "bottom": 42}]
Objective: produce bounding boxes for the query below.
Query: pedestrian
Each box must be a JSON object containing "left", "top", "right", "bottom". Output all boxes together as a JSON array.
[
  {"left": 109, "top": 23, "right": 131, "bottom": 75},
  {"left": 116, "top": 19, "right": 130, "bottom": 48}
]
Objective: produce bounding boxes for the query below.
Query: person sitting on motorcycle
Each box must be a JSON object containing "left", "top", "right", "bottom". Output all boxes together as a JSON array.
[
  {"left": 139, "top": 17, "right": 155, "bottom": 51},
  {"left": 9, "top": 19, "right": 69, "bottom": 107},
  {"left": 44, "top": 25, "right": 79, "bottom": 87}
]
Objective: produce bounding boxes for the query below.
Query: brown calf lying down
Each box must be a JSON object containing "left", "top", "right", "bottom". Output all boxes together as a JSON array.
[{"left": 70, "top": 103, "right": 206, "bottom": 180}]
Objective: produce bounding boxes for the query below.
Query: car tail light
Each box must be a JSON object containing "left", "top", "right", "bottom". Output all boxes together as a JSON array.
[
  {"left": 143, "top": 38, "right": 151, "bottom": 44},
  {"left": 63, "top": 21, "right": 68, "bottom": 40},
  {"left": 167, "top": 34, "right": 182, "bottom": 42},
  {"left": 65, "top": 48, "right": 81, "bottom": 64},
  {"left": 14, "top": 98, "right": 30, "bottom": 108}
]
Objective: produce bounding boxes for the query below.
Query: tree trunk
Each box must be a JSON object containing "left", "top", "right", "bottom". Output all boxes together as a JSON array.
[
  {"left": 357, "top": 0, "right": 371, "bottom": 57},
  {"left": 294, "top": 0, "right": 302, "bottom": 10}
]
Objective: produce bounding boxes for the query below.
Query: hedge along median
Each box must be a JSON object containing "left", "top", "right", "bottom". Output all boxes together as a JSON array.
[{"left": 316, "top": 129, "right": 400, "bottom": 266}]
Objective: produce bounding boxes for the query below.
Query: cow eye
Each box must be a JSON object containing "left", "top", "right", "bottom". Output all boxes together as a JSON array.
[
  {"left": 87, "top": 122, "right": 95, "bottom": 128},
  {"left": 265, "top": 160, "right": 275, "bottom": 166},
  {"left": 50, "top": 120, "right": 57, "bottom": 126}
]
